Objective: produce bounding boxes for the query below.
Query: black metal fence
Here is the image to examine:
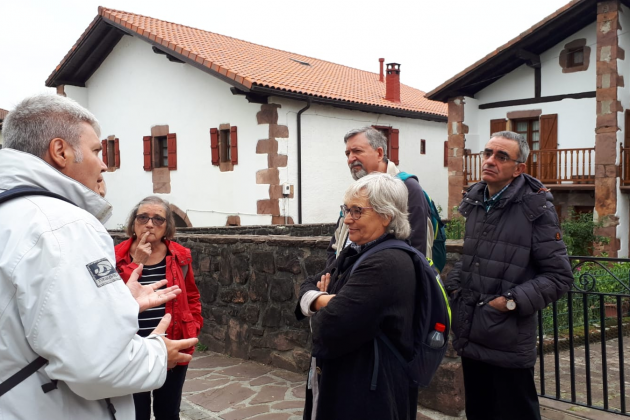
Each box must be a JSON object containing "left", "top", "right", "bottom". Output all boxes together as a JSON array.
[{"left": 537, "top": 256, "right": 630, "bottom": 415}]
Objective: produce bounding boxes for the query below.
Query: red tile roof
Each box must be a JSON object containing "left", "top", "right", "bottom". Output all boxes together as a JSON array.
[{"left": 49, "top": 7, "right": 446, "bottom": 119}]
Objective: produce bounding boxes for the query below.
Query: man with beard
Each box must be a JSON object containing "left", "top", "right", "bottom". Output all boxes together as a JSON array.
[
  {"left": 444, "top": 131, "right": 572, "bottom": 420},
  {"left": 324, "top": 126, "right": 430, "bottom": 267}
]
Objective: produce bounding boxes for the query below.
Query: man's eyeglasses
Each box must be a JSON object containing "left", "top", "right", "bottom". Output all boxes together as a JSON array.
[
  {"left": 135, "top": 214, "right": 166, "bottom": 226},
  {"left": 481, "top": 149, "right": 523, "bottom": 164},
  {"left": 340, "top": 204, "right": 373, "bottom": 220}
]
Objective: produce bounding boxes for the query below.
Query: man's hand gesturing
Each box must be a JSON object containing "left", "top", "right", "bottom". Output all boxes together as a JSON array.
[
  {"left": 126, "top": 264, "right": 181, "bottom": 312},
  {"left": 151, "top": 314, "right": 198, "bottom": 368}
]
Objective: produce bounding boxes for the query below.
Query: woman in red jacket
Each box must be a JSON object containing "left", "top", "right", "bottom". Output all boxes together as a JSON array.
[{"left": 115, "top": 196, "right": 202, "bottom": 420}]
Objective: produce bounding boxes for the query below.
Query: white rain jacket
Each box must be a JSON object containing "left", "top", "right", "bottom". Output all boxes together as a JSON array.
[{"left": 0, "top": 149, "right": 167, "bottom": 419}]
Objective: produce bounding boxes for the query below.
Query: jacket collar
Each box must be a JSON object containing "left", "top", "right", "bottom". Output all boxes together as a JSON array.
[
  {"left": 463, "top": 174, "right": 553, "bottom": 212},
  {"left": 0, "top": 149, "right": 112, "bottom": 223},
  {"left": 115, "top": 237, "right": 192, "bottom": 266}
]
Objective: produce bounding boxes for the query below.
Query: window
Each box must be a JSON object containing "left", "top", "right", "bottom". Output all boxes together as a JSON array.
[
  {"left": 210, "top": 125, "right": 238, "bottom": 171},
  {"left": 567, "top": 47, "right": 584, "bottom": 68},
  {"left": 514, "top": 119, "right": 540, "bottom": 162},
  {"left": 142, "top": 127, "right": 177, "bottom": 171},
  {"left": 101, "top": 136, "right": 120, "bottom": 170},
  {"left": 420, "top": 139, "right": 426, "bottom": 155},
  {"left": 371, "top": 125, "right": 400, "bottom": 165}
]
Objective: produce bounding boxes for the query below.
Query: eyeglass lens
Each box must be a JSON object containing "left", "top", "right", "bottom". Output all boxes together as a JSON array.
[
  {"left": 136, "top": 214, "right": 166, "bottom": 226},
  {"left": 482, "top": 149, "right": 511, "bottom": 163}
]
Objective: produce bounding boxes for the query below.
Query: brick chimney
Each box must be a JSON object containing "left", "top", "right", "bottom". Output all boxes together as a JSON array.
[
  {"left": 379, "top": 58, "right": 385, "bottom": 82},
  {"left": 385, "top": 62, "right": 401, "bottom": 103}
]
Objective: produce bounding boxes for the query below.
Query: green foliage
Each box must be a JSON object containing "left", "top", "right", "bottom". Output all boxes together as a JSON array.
[
  {"left": 440, "top": 205, "right": 465, "bottom": 240},
  {"left": 196, "top": 342, "right": 208, "bottom": 352},
  {"left": 561, "top": 208, "right": 609, "bottom": 256}
]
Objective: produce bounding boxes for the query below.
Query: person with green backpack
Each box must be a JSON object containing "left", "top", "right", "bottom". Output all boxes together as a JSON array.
[{"left": 325, "top": 126, "right": 446, "bottom": 272}]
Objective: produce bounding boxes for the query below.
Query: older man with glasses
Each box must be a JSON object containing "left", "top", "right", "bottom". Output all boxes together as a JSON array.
[{"left": 443, "top": 131, "right": 573, "bottom": 420}]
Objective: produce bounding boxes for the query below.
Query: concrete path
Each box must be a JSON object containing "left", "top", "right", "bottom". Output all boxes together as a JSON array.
[{"left": 178, "top": 352, "right": 462, "bottom": 420}]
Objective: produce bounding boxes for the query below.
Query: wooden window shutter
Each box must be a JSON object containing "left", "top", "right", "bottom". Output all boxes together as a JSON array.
[
  {"left": 539, "top": 114, "right": 558, "bottom": 182},
  {"left": 390, "top": 129, "right": 400, "bottom": 165},
  {"left": 143, "top": 136, "right": 152, "bottom": 171},
  {"left": 230, "top": 126, "right": 238, "bottom": 165},
  {"left": 210, "top": 128, "right": 219, "bottom": 165},
  {"left": 490, "top": 119, "right": 507, "bottom": 134},
  {"left": 167, "top": 133, "right": 177, "bottom": 170},
  {"left": 101, "top": 140, "right": 108, "bottom": 166},
  {"left": 114, "top": 138, "right": 120, "bottom": 168},
  {"left": 444, "top": 140, "right": 448, "bottom": 167}
]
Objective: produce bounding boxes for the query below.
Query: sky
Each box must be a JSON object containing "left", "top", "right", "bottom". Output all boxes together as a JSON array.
[{"left": 0, "top": 0, "right": 572, "bottom": 111}]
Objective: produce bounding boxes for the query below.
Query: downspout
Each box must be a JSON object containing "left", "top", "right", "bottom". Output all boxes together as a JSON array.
[{"left": 297, "top": 99, "right": 311, "bottom": 224}]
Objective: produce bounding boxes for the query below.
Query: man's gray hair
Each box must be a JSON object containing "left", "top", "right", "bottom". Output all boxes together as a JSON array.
[
  {"left": 3, "top": 94, "right": 101, "bottom": 161},
  {"left": 344, "top": 127, "right": 388, "bottom": 158},
  {"left": 344, "top": 172, "right": 410, "bottom": 240},
  {"left": 490, "top": 130, "right": 530, "bottom": 162}
]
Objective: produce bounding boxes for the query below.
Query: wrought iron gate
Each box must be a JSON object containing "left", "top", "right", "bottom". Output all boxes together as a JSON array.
[{"left": 537, "top": 256, "right": 630, "bottom": 415}]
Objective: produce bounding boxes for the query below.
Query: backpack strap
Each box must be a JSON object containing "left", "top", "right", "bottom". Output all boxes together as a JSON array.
[
  {"left": 0, "top": 186, "right": 77, "bottom": 207},
  {"left": 0, "top": 357, "right": 48, "bottom": 398}
]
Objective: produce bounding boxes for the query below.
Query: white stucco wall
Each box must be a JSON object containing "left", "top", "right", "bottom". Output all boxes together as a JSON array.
[
  {"left": 616, "top": 5, "right": 630, "bottom": 256},
  {"left": 475, "top": 64, "right": 535, "bottom": 104},
  {"left": 475, "top": 22, "right": 596, "bottom": 105},
  {"left": 68, "top": 34, "right": 448, "bottom": 228},
  {"left": 65, "top": 85, "right": 89, "bottom": 109},
  {"left": 540, "top": 22, "right": 596, "bottom": 97}
]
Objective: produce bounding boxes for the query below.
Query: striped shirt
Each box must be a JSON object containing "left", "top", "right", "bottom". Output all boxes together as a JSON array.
[{"left": 137, "top": 257, "right": 167, "bottom": 337}]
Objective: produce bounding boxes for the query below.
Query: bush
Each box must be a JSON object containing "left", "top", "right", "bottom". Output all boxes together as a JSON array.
[
  {"left": 561, "top": 208, "right": 609, "bottom": 256},
  {"left": 438, "top": 205, "right": 465, "bottom": 240}
]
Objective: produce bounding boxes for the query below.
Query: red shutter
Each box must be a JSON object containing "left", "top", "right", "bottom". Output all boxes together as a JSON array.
[
  {"left": 167, "top": 133, "right": 177, "bottom": 170},
  {"left": 230, "top": 126, "right": 238, "bottom": 165},
  {"left": 490, "top": 119, "right": 507, "bottom": 134},
  {"left": 143, "top": 136, "right": 152, "bottom": 171},
  {"left": 210, "top": 128, "right": 219, "bottom": 165},
  {"left": 114, "top": 138, "right": 120, "bottom": 168},
  {"left": 444, "top": 140, "right": 448, "bottom": 167},
  {"left": 390, "top": 129, "right": 400, "bottom": 165},
  {"left": 101, "top": 140, "right": 108, "bottom": 166}
]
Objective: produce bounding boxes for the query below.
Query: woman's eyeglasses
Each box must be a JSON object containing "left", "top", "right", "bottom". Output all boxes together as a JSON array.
[
  {"left": 135, "top": 214, "right": 166, "bottom": 226},
  {"left": 340, "top": 204, "right": 373, "bottom": 220}
]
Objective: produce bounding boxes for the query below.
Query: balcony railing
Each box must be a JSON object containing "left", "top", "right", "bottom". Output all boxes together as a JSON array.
[{"left": 464, "top": 148, "right": 595, "bottom": 185}]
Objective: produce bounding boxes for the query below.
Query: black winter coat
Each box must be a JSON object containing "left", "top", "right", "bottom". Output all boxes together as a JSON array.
[
  {"left": 444, "top": 174, "right": 573, "bottom": 368},
  {"left": 296, "top": 235, "right": 418, "bottom": 420}
]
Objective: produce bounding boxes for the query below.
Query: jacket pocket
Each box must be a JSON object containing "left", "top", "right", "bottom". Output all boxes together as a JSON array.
[
  {"left": 469, "top": 300, "right": 518, "bottom": 352},
  {"left": 182, "top": 313, "right": 200, "bottom": 339}
]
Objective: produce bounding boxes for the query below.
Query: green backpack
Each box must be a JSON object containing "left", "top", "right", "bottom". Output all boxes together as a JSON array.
[{"left": 396, "top": 172, "right": 447, "bottom": 273}]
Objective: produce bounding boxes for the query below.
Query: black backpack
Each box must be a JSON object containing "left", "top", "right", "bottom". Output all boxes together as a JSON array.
[{"left": 350, "top": 239, "right": 451, "bottom": 389}]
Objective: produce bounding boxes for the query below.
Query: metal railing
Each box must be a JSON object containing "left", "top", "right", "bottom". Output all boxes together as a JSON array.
[
  {"left": 463, "top": 148, "right": 595, "bottom": 185},
  {"left": 537, "top": 256, "right": 630, "bottom": 415}
]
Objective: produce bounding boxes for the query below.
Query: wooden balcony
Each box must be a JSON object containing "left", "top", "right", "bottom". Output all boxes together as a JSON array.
[{"left": 464, "top": 148, "right": 595, "bottom": 188}]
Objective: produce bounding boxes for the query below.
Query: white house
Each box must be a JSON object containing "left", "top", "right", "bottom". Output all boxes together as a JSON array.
[
  {"left": 427, "top": 0, "right": 630, "bottom": 257},
  {"left": 45, "top": 7, "right": 448, "bottom": 229}
]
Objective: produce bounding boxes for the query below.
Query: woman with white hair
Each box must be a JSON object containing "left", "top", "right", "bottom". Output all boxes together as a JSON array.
[{"left": 296, "top": 172, "right": 419, "bottom": 420}]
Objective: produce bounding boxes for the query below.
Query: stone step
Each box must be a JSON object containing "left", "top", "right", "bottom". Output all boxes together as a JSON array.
[{"left": 540, "top": 399, "right": 627, "bottom": 420}]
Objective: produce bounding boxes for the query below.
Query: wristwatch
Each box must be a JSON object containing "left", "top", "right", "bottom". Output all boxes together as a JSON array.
[{"left": 504, "top": 292, "right": 517, "bottom": 311}]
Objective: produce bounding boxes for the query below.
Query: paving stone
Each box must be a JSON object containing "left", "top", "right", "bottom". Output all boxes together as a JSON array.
[
  {"left": 269, "top": 369, "right": 305, "bottom": 383},
  {"left": 190, "top": 354, "right": 242, "bottom": 369},
  {"left": 249, "top": 375, "right": 276, "bottom": 386},
  {"left": 217, "top": 362, "right": 273, "bottom": 379},
  {"left": 187, "top": 383, "right": 256, "bottom": 412},
  {"left": 183, "top": 378, "right": 231, "bottom": 393},
  {"left": 220, "top": 405, "right": 270, "bottom": 420},
  {"left": 271, "top": 400, "right": 304, "bottom": 410},
  {"left": 250, "top": 385, "right": 289, "bottom": 404},
  {"left": 186, "top": 370, "right": 214, "bottom": 379},
  {"left": 247, "top": 414, "right": 292, "bottom": 420},
  {"left": 290, "top": 385, "right": 305, "bottom": 399}
]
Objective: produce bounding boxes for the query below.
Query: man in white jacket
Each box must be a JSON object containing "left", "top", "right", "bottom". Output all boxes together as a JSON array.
[{"left": 0, "top": 94, "right": 197, "bottom": 419}]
